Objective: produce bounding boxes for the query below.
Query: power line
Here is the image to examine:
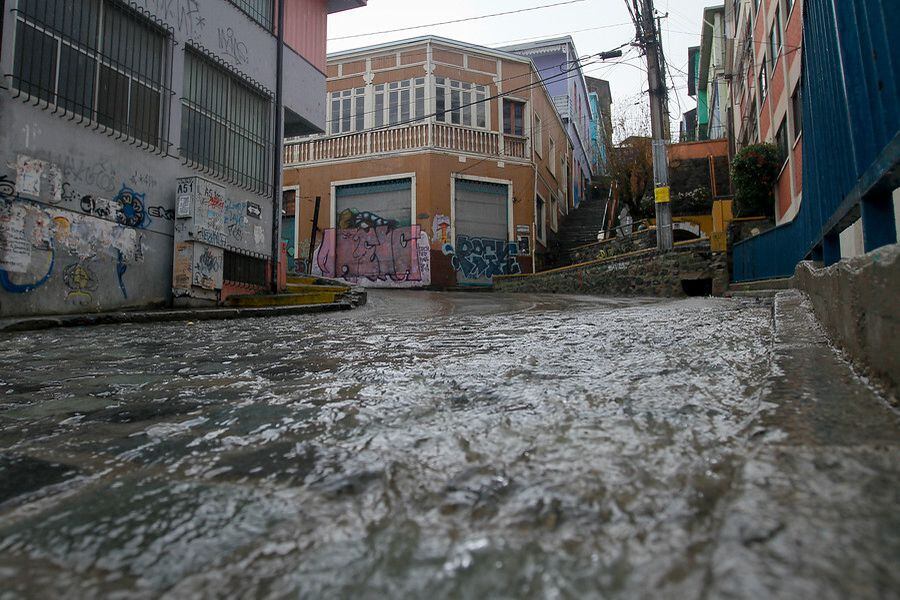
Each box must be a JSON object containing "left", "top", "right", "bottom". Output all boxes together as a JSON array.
[
  {"left": 328, "top": 0, "right": 590, "bottom": 41},
  {"left": 320, "top": 43, "right": 632, "bottom": 131}
]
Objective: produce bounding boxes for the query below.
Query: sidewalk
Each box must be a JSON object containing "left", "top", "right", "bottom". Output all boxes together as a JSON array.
[{"left": 0, "top": 297, "right": 364, "bottom": 333}]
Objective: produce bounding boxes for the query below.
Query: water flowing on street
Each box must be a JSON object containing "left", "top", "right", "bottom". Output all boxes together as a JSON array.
[{"left": 1, "top": 291, "right": 897, "bottom": 599}]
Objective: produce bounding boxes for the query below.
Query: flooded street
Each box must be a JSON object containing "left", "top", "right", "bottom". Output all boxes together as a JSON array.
[{"left": 0, "top": 290, "right": 898, "bottom": 599}]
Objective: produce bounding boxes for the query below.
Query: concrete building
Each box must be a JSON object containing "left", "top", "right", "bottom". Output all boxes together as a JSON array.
[
  {"left": 283, "top": 36, "right": 572, "bottom": 288},
  {"left": 501, "top": 37, "right": 594, "bottom": 210},
  {"left": 584, "top": 76, "right": 613, "bottom": 176},
  {"left": 726, "top": 0, "right": 803, "bottom": 223},
  {"left": 683, "top": 5, "right": 728, "bottom": 142},
  {"left": 0, "top": 0, "right": 364, "bottom": 317}
]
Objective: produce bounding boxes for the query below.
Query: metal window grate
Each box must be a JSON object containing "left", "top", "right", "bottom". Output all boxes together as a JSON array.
[
  {"left": 226, "top": 0, "right": 274, "bottom": 31},
  {"left": 9, "top": 0, "right": 174, "bottom": 153},
  {"left": 180, "top": 47, "right": 273, "bottom": 196},
  {"left": 224, "top": 250, "right": 267, "bottom": 287}
]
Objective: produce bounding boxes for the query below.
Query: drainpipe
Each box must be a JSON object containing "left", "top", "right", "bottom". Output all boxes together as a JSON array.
[{"left": 270, "top": 0, "right": 286, "bottom": 294}]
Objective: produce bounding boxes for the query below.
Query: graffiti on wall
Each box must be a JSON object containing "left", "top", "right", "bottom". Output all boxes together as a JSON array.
[
  {"left": 113, "top": 184, "right": 149, "bottom": 229},
  {"left": 432, "top": 214, "right": 451, "bottom": 245},
  {"left": 63, "top": 263, "right": 99, "bottom": 305},
  {"left": 193, "top": 246, "right": 223, "bottom": 290},
  {"left": 218, "top": 27, "right": 249, "bottom": 65},
  {"left": 0, "top": 198, "right": 144, "bottom": 296},
  {"left": 313, "top": 209, "right": 431, "bottom": 287},
  {"left": 135, "top": 0, "right": 205, "bottom": 35},
  {"left": 443, "top": 236, "right": 522, "bottom": 281},
  {"left": 225, "top": 199, "right": 248, "bottom": 243}
]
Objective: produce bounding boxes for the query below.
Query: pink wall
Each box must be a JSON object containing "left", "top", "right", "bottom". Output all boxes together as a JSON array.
[{"left": 284, "top": 0, "right": 329, "bottom": 74}]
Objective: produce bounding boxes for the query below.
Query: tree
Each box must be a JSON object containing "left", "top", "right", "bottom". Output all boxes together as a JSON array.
[
  {"left": 606, "top": 101, "right": 655, "bottom": 219},
  {"left": 731, "top": 143, "right": 782, "bottom": 218}
]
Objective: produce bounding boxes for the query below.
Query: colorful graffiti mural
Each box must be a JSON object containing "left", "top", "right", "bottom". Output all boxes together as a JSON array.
[{"left": 314, "top": 209, "right": 431, "bottom": 287}]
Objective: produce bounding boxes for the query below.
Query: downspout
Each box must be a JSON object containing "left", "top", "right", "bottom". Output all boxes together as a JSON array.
[{"left": 270, "top": 0, "right": 286, "bottom": 293}]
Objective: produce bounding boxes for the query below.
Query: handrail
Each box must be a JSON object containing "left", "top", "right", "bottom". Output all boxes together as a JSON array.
[{"left": 283, "top": 121, "right": 531, "bottom": 165}]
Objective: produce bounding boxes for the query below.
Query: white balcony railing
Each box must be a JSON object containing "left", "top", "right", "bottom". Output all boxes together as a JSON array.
[{"left": 284, "top": 122, "right": 530, "bottom": 166}]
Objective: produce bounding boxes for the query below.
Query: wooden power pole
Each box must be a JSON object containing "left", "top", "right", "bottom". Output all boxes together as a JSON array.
[{"left": 636, "top": 0, "right": 674, "bottom": 251}]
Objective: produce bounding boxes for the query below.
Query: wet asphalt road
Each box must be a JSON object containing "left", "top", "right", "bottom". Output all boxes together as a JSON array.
[{"left": 0, "top": 290, "right": 898, "bottom": 599}]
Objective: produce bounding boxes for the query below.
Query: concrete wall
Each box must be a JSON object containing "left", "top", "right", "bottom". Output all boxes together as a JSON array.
[
  {"left": 0, "top": 0, "right": 327, "bottom": 317},
  {"left": 494, "top": 244, "right": 729, "bottom": 298},
  {"left": 793, "top": 244, "right": 899, "bottom": 400}
]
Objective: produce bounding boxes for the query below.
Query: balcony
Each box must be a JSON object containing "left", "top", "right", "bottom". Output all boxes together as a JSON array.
[{"left": 284, "top": 122, "right": 530, "bottom": 166}]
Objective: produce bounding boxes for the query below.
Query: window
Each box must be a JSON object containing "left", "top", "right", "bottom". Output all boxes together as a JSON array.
[
  {"left": 181, "top": 49, "right": 272, "bottom": 194},
  {"left": 503, "top": 99, "right": 525, "bottom": 136},
  {"left": 12, "top": 0, "right": 170, "bottom": 148},
  {"left": 775, "top": 118, "right": 789, "bottom": 166},
  {"left": 388, "top": 80, "right": 411, "bottom": 126},
  {"left": 792, "top": 83, "right": 802, "bottom": 140},
  {"left": 436, "top": 79, "right": 488, "bottom": 128},
  {"left": 550, "top": 196, "right": 558, "bottom": 232},
  {"left": 535, "top": 195, "right": 546, "bottom": 244},
  {"left": 769, "top": 6, "right": 782, "bottom": 68},
  {"left": 534, "top": 113, "right": 543, "bottom": 156},
  {"left": 549, "top": 138, "right": 557, "bottom": 177},
  {"left": 328, "top": 87, "right": 365, "bottom": 134},
  {"left": 227, "top": 0, "right": 274, "bottom": 31}
]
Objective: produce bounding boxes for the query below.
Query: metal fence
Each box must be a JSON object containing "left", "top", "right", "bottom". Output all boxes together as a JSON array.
[{"left": 732, "top": 0, "right": 899, "bottom": 282}]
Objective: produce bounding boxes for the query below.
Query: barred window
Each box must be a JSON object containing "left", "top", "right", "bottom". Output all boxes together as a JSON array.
[
  {"left": 181, "top": 49, "right": 272, "bottom": 194},
  {"left": 11, "top": 0, "right": 171, "bottom": 149},
  {"left": 227, "top": 0, "right": 274, "bottom": 31}
]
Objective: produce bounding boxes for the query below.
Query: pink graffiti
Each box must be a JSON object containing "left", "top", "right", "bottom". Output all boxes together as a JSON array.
[{"left": 317, "top": 225, "right": 423, "bottom": 283}]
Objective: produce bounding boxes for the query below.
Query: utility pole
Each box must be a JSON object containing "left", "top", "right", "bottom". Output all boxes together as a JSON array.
[{"left": 635, "top": 0, "right": 673, "bottom": 251}]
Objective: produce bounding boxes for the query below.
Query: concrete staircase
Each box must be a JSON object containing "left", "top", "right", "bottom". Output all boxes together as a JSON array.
[
  {"left": 548, "top": 194, "right": 609, "bottom": 268},
  {"left": 725, "top": 277, "right": 793, "bottom": 298},
  {"left": 224, "top": 276, "right": 365, "bottom": 308}
]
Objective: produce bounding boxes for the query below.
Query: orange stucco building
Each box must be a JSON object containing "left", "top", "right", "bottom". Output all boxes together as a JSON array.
[{"left": 282, "top": 36, "right": 573, "bottom": 288}]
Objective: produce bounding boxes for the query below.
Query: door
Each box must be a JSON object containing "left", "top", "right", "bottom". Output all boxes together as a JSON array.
[
  {"left": 331, "top": 178, "right": 420, "bottom": 284},
  {"left": 453, "top": 179, "right": 517, "bottom": 286}
]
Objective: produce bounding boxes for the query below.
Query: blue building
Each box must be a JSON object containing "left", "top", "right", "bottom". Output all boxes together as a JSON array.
[{"left": 502, "top": 37, "right": 595, "bottom": 210}]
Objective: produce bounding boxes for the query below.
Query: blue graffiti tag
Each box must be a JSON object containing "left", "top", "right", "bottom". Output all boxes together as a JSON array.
[
  {"left": 444, "top": 236, "right": 522, "bottom": 280},
  {"left": 116, "top": 251, "right": 128, "bottom": 298},
  {"left": 0, "top": 247, "right": 55, "bottom": 294},
  {"left": 114, "top": 184, "right": 150, "bottom": 229}
]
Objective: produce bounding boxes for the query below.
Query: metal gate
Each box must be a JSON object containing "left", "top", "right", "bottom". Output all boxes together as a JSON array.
[
  {"left": 453, "top": 179, "right": 516, "bottom": 286},
  {"left": 331, "top": 178, "right": 418, "bottom": 284}
]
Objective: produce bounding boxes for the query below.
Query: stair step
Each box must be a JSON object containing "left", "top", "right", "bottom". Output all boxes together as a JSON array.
[
  {"left": 728, "top": 278, "right": 792, "bottom": 292},
  {"left": 225, "top": 291, "right": 345, "bottom": 307}
]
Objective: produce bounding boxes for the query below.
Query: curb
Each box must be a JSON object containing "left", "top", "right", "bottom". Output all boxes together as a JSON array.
[{"left": 0, "top": 301, "right": 357, "bottom": 334}]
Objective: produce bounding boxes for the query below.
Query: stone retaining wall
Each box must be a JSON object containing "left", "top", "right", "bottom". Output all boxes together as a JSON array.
[
  {"left": 793, "top": 244, "right": 899, "bottom": 400},
  {"left": 495, "top": 244, "right": 728, "bottom": 298},
  {"left": 568, "top": 228, "right": 657, "bottom": 264}
]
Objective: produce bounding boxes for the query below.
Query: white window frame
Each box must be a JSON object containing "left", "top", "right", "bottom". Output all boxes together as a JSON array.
[
  {"left": 436, "top": 77, "right": 490, "bottom": 129},
  {"left": 534, "top": 112, "right": 543, "bottom": 158}
]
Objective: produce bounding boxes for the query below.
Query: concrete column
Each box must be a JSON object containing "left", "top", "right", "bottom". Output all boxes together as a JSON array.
[
  {"left": 861, "top": 193, "right": 898, "bottom": 253},
  {"left": 823, "top": 231, "right": 841, "bottom": 266}
]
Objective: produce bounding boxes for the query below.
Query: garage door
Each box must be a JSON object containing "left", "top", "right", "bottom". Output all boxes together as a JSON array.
[
  {"left": 453, "top": 179, "right": 515, "bottom": 286},
  {"left": 332, "top": 178, "right": 419, "bottom": 283}
]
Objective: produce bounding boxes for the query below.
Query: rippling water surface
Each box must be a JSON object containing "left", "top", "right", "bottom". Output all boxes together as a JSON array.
[{"left": 0, "top": 291, "right": 897, "bottom": 599}]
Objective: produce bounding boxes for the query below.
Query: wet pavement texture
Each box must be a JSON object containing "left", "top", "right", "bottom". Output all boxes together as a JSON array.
[{"left": 0, "top": 290, "right": 898, "bottom": 599}]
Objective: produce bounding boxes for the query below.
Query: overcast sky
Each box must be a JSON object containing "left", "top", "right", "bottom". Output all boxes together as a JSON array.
[{"left": 327, "top": 0, "right": 715, "bottom": 138}]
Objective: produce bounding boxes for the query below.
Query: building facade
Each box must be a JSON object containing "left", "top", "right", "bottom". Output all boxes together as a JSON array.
[
  {"left": 584, "top": 76, "right": 612, "bottom": 177},
  {"left": 501, "top": 37, "right": 594, "bottom": 209},
  {"left": 283, "top": 36, "right": 572, "bottom": 288},
  {"left": 0, "top": 0, "right": 363, "bottom": 317},
  {"left": 726, "top": 0, "right": 803, "bottom": 223}
]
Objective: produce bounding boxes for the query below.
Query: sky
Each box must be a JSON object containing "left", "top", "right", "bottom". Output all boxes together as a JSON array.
[{"left": 326, "top": 0, "right": 716, "bottom": 139}]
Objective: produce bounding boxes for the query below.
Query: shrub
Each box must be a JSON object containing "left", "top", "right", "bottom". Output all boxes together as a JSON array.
[{"left": 731, "top": 143, "right": 782, "bottom": 217}]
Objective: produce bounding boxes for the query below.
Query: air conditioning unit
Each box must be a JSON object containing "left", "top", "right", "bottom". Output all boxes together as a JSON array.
[{"left": 172, "top": 176, "right": 226, "bottom": 305}]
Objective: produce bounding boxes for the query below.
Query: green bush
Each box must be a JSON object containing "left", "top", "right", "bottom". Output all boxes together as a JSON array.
[{"left": 731, "top": 143, "right": 782, "bottom": 217}]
